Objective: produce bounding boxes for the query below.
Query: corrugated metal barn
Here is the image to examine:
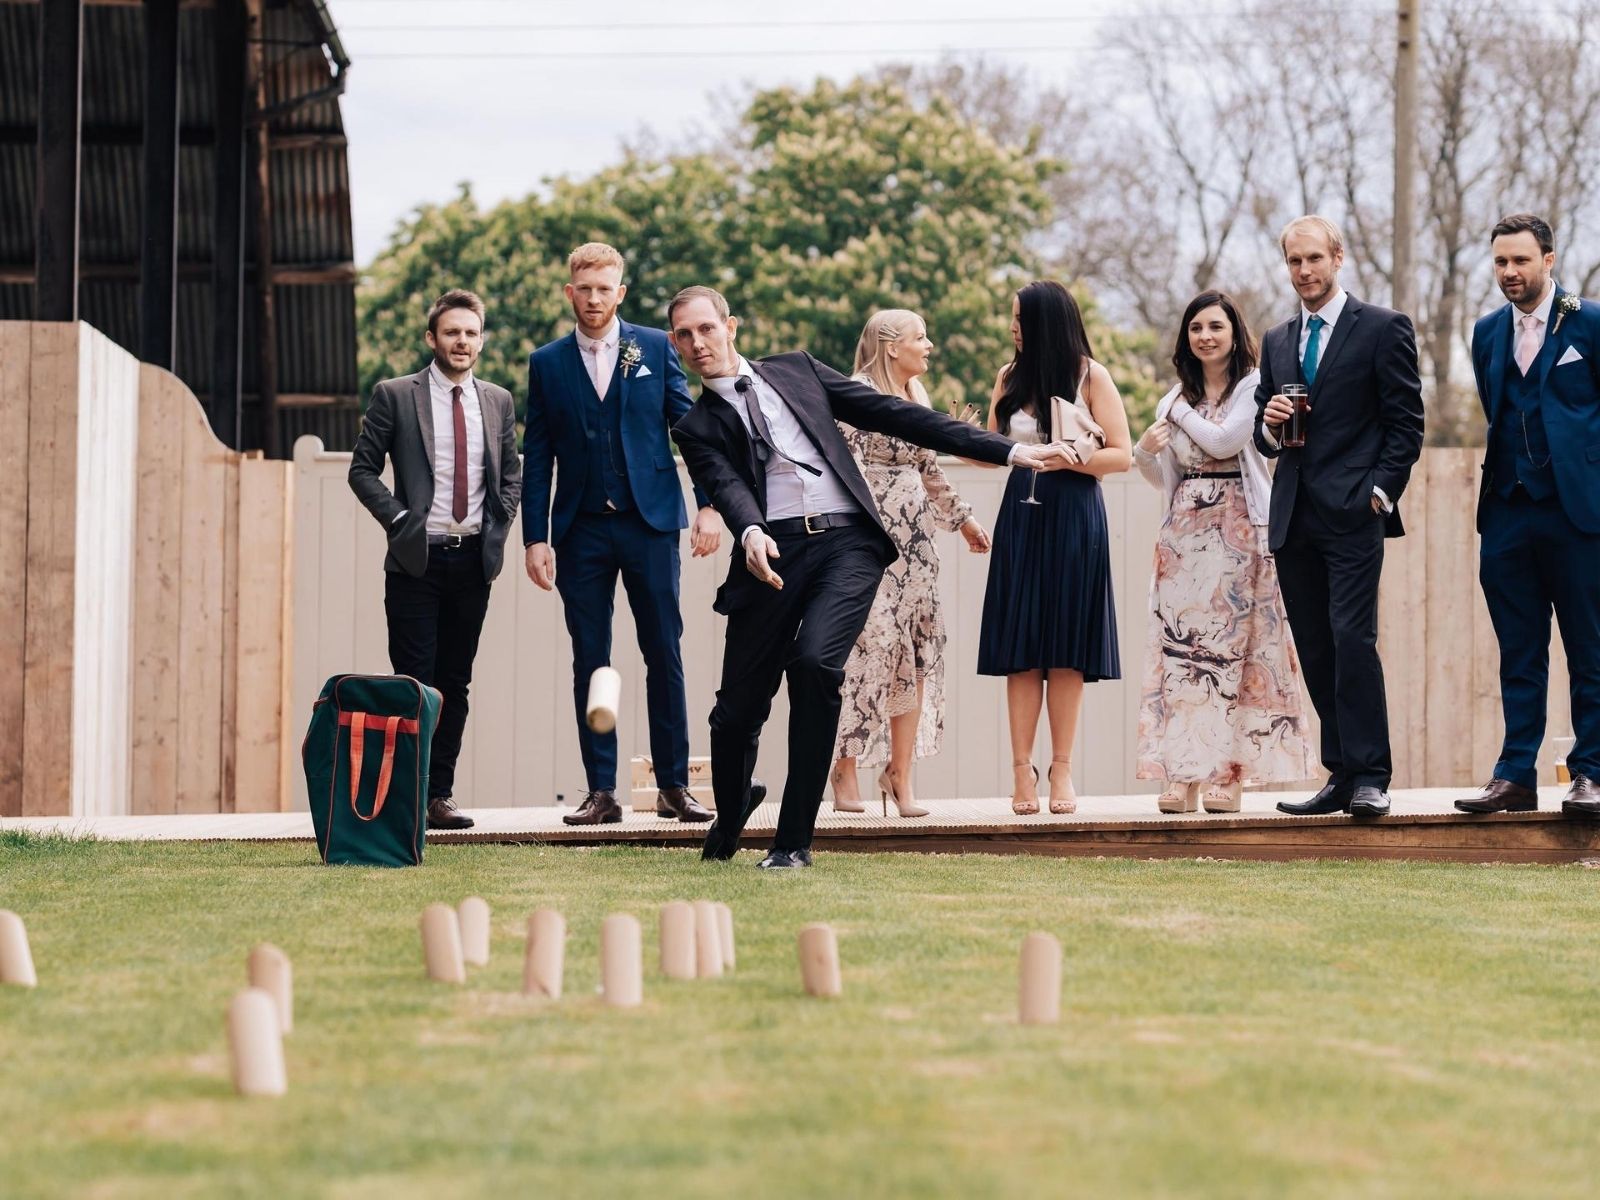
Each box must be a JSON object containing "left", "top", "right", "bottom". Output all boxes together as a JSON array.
[{"left": 0, "top": 0, "right": 359, "bottom": 454}]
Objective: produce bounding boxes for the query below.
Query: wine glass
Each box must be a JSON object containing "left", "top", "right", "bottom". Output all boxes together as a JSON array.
[{"left": 1022, "top": 465, "right": 1043, "bottom": 506}]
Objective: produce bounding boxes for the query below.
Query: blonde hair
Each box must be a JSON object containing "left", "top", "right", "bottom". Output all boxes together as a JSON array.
[
  {"left": 568, "top": 242, "right": 626, "bottom": 276},
  {"left": 851, "top": 309, "right": 931, "bottom": 405},
  {"left": 1279, "top": 215, "right": 1344, "bottom": 258}
]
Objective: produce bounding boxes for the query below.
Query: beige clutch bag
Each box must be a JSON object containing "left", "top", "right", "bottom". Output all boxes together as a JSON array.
[{"left": 1050, "top": 394, "right": 1105, "bottom": 464}]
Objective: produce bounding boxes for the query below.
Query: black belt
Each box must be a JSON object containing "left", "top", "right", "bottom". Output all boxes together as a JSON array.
[
  {"left": 427, "top": 532, "right": 482, "bottom": 548},
  {"left": 766, "top": 511, "right": 874, "bottom": 538},
  {"left": 1180, "top": 470, "right": 1242, "bottom": 480}
]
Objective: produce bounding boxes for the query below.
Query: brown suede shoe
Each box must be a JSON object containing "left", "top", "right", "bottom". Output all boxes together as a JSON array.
[
  {"left": 1455, "top": 778, "right": 1539, "bottom": 814},
  {"left": 656, "top": 786, "right": 713, "bottom": 822},
  {"left": 562, "top": 789, "right": 623, "bottom": 826},
  {"left": 1561, "top": 774, "right": 1600, "bottom": 819}
]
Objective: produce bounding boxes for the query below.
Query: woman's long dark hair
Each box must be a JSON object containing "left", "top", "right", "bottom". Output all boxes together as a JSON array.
[
  {"left": 1171, "top": 290, "right": 1257, "bottom": 405},
  {"left": 994, "top": 280, "right": 1093, "bottom": 440}
]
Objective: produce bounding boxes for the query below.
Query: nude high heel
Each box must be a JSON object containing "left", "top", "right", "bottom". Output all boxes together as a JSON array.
[
  {"left": 831, "top": 763, "right": 865, "bottom": 813},
  {"left": 1157, "top": 782, "right": 1199, "bottom": 814},
  {"left": 878, "top": 771, "right": 928, "bottom": 819},
  {"left": 1011, "top": 762, "right": 1040, "bottom": 816},
  {"left": 1202, "top": 781, "right": 1243, "bottom": 813},
  {"left": 1048, "top": 758, "right": 1076, "bottom": 815}
]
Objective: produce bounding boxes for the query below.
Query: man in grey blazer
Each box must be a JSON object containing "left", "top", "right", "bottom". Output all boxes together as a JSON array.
[{"left": 349, "top": 289, "right": 522, "bottom": 829}]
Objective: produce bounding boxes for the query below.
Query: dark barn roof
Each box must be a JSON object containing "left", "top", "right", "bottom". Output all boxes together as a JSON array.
[{"left": 0, "top": 0, "right": 360, "bottom": 452}]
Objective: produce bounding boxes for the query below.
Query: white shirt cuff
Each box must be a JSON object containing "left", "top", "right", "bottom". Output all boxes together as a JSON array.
[
  {"left": 1006, "top": 443, "right": 1021, "bottom": 465},
  {"left": 391, "top": 509, "right": 408, "bottom": 527},
  {"left": 740, "top": 524, "right": 763, "bottom": 548},
  {"left": 1373, "top": 486, "right": 1393, "bottom": 513},
  {"left": 1262, "top": 424, "right": 1281, "bottom": 449}
]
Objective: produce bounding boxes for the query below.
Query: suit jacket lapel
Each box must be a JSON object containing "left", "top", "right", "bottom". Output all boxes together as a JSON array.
[
  {"left": 561, "top": 333, "right": 592, "bottom": 436},
  {"left": 1486, "top": 305, "right": 1512, "bottom": 421},
  {"left": 750, "top": 359, "right": 831, "bottom": 458},
  {"left": 1310, "top": 299, "right": 1361, "bottom": 401},
  {"left": 412, "top": 369, "right": 435, "bottom": 476},
  {"left": 476, "top": 382, "right": 500, "bottom": 498},
  {"left": 702, "top": 389, "right": 761, "bottom": 489},
  {"left": 1535, "top": 291, "right": 1570, "bottom": 395},
  {"left": 617, "top": 321, "right": 634, "bottom": 416},
  {"left": 1273, "top": 318, "right": 1301, "bottom": 391}
]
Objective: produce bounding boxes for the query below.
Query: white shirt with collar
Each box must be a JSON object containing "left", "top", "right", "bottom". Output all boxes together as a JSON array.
[
  {"left": 424, "top": 361, "right": 487, "bottom": 536},
  {"left": 704, "top": 356, "right": 862, "bottom": 548},
  {"left": 1298, "top": 287, "right": 1348, "bottom": 369},
  {"left": 1272, "top": 287, "right": 1391, "bottom": 513},
  {"left": 1511, "top": 278, "right": 1556, "bottom": 359},
  {"left": 575, "top": 318, "right": 621, "bottom": 398}
]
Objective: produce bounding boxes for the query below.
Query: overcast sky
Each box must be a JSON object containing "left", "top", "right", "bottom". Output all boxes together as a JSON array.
[{"left": 335, "top": 0, "right": 1118, "bottom": 264}]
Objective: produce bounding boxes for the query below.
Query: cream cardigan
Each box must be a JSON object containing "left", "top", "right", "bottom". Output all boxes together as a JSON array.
[{"left": 1131, "top": 370, "right": 1273, "bottom": 527}]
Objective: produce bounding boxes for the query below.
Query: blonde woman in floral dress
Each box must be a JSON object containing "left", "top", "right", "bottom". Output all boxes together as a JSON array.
[
  {"left": 829, "top": 310, "right": 991, "bottom": 817},
  {"left": 1132, "top": 290, "right": 1316, "bottom": 812}
]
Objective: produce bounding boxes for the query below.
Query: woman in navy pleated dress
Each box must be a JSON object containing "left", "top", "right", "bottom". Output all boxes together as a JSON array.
[{"left": 978, "top": 281, "right": 1131, "bottom": 814}]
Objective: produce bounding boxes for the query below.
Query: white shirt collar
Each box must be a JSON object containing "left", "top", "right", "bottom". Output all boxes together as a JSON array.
[
  {"left": 1302, "top": 287, "right": 1348, "bottom": 329},
  {"left": 575, "top": 318, "right": 620, "bottom": 351},
  {"left": 702, "top": 355, "right": 755, "bottom": 401},
  {"left": 429, "top": 361, "right": 475, "bottom": 393},
  {"left": 1518, "top": 280, "right": 1556, "bottom": 327}
]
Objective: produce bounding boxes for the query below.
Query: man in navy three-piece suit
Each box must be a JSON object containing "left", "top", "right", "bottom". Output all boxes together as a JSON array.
[
  {"left": 1457, "top": 213, "right": 1600, "bottom": 819},
  {"left": 522, "top": 242, "right": 724, "bottom": 826}
]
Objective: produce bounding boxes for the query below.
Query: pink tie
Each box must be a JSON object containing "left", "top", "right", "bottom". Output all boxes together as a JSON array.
[
  {"left": 587, "top": 342, "right": 608, "bottom": 397},
  {"left": 1515, "top": 313, "right": 1541, "bottom": 375}
]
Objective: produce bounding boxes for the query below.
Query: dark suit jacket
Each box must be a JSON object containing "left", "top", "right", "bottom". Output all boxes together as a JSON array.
[
  {"left": 1252, "top": 295, "right": 1425, "bottom": 551},
  {"left": 348, "top": 366, "right": 523, "bottom": 581},
  {"left": 672, "top": 351, "right": 1015, "bottom": 614},
  {"left": 1471, "top": 290, "right": 1600, "bottom": 534},
  {"left": 521, "top": 321, "right": 708, "bottom": 547}
]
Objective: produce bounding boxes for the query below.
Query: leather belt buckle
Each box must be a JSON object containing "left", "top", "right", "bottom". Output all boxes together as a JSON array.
[
  {"left": 442, "top": 533, "right": 465, "bottom": 549},
  {"left": 803, "top": 513, "right": 823, "bottom": 535}
]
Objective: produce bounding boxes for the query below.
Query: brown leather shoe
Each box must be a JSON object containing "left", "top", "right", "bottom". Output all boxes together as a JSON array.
[
  {"left": 562, "top": 789, "right": 623, "bottom": 826},
  {"left": 1455, "top": 778, "right": 1539, "bottom": 814},
  {"left": 426, "top": 797, "right": 475, "bottom": 830},
  {"left": 656, "top": 786, "right": 713, "bottom": 822},
  {"left": 1561, "top": 774, "right": 1600, "bottom": 819}
]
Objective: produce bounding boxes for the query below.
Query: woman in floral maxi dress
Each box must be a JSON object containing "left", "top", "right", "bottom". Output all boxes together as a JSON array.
[
  {"left": 829, "top": 310, "right": 991, "bottom": 817},
  {"left": 1132, "top": 291, "right": 1317, "bottom": 813}
]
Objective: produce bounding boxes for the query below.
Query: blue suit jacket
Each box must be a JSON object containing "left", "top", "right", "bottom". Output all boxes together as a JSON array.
[
  {"left": 1471, "top": 289, "right": 1600, "bottom": 534},
  {"left": 521, "top": 321, "right": 707, "bottom": 547}
]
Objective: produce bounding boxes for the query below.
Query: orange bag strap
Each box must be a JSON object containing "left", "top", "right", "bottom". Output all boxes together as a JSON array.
[{"left": 341, "top": 711, "right": 419, "bottom": 822}]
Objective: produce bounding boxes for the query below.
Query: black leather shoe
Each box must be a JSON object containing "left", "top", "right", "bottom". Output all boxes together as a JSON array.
[
  {"left": 1276, "top": 782, "right": 1352, "bottom": 816},
  {"left": 1348, "top": 786, "right": 1391, "bottom": 818},
  {"left": 1455, "top": 778, "right": 1538, "bottom": 814},
  {"left": 757, "top": 847, "right": 812, "bottom": 870},
  {"left": 701, "top": 779, "right": 768, "bottom": 861},
  {"left": 656, "top": 786, "right": 714, "bottom": 822},
  {"left": 1561, "top": 774, "right": 1600, "bottom": 819},
  {"left": 426, "top": 797, "right": 475, "bottom": 830},
  {"left": 562, "top": 789, "right": 623, "bottom": 826}
]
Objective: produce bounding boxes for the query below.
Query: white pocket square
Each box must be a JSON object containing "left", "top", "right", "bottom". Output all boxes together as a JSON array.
[
  {"left": 634, "top": 364, "right": 653, "bottom": 378},
  {"left": 1558, "top": 345, "right": 1584, "bottom": 366}
]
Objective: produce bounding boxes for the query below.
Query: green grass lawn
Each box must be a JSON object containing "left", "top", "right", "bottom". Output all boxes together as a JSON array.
[{"left": 2, "top": 833, "right": 1598, "bottom": 1199}]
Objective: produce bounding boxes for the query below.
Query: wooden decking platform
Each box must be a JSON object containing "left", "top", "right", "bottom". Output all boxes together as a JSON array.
[{"left": 6, "top": 788, "right": 1599, "bottom": 864}]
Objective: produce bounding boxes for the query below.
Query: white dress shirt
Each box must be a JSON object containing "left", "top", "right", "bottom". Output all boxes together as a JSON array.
[
  {"left": 575, "top": 318, "right": 621, "bottom": 398},
  {"left": 704, "top": 357, "right": 862, "bottom": 547},
  {"left": 1513, "top": 279, "right": 1556, "bottom": 359},
  {"left": 425, "top": 361, "right": 486, "bottom": 536}
]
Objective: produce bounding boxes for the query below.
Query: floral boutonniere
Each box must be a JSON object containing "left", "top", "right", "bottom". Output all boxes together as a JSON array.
[
  {"left": 619, "top": 337, "right": 643, "bottom": 377},
  {"left": 1553, "top": 292, "right": 1581, "bottom": 336}
]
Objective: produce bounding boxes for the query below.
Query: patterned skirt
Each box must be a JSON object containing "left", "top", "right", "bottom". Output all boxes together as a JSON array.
[{"left": 1135, "top": 477, "right": 1316, "bottom": 785}]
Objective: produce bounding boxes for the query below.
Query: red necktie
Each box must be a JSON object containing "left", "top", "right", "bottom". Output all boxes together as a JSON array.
[{"left": 451, "top": 384, "right": 468, "bottom": 523}]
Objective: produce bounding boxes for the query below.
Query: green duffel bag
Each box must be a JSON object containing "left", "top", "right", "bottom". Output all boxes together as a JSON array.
[{"left": 304, "top": 673, "right": 443, "bottom": 867}]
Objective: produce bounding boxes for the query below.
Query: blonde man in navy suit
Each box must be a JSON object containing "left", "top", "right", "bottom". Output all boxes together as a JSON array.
[{"left": 523, "top": 243, "right": 725, "bottom": 826}]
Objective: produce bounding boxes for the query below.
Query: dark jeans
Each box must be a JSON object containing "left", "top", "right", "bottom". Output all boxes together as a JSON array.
[
  {"left": 1273, "top": 499, "right": 1392, "bottom": 790},
  {"left": 555, "top": 510, "right": 688, "bottom": 792},
  {"left": 384, "top": 542, "right": 492, "bottom": 801},
  {"left": 1479, "top": 489, "right": 1600, "bottom": 787},
  {"left": 709, "top": 525, "right": 883, "bottom": 852}
]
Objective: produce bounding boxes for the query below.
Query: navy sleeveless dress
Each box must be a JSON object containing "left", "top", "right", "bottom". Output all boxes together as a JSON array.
[{"left": 976, "top": 406, "right": 1121, "bottom": 681}]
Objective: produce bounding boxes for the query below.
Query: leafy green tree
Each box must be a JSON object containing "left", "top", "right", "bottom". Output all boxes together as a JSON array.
[{"left": 356, "top": 74, "right": 1158, "bottom": 425}]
